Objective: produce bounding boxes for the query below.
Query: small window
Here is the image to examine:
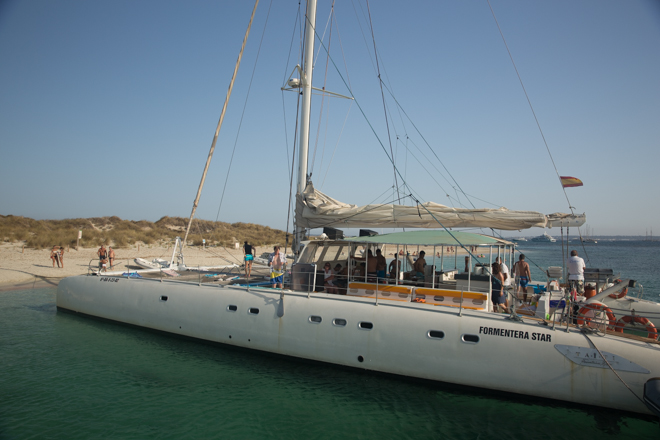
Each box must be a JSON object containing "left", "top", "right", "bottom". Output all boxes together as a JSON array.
[
  {"left": 349, "top": 289, "right": 359, "bottom": 294},
  {"left": 333, "top": 318, "right": 347, "bottom": 327},
  {"left": 428, "top": 330, "right": 445, "bottom": 339},
  {"left": 381, "top": 291, "right": 392, "bottom": 297},
  {"left": 473, "top": 299, "right": 484, "bottom": 306},
  {"left": 309, "top": 315, "right": 322, "bottom": 323},
  {"left": 462, "top": 334, "right": 479, "bottom": 344},
  {"left": 452, "top": 297, "right": 462, "bottom": 303},
  {"left": 434, "top": 295, "right": 445, "bottom": 302},
  {"left": 359, "top": 322, "right": 373, "bottom": 330},
  {"left": 398, "top": 293, "right": 408, "bottom": 299},
  {"left": 227, "top": 305, "right": 238, "bottom": 312},
  {"left": 248, "top": 307, "right": 259, "bottom": 315},
  {"left": 159, "top": 296, "right": 168, "bottom": 301}
]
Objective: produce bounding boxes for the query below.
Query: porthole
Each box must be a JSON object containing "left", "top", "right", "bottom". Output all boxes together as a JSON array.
[
  {"left": 309, "top": 315, "right": 322, "bottom": 323},
  {"left": 248, "top": 307, "right": 259, "bottom": 315},
  {"left": 349, "top": 289, "right": 359, "bottom": 294},
  {"left": 452, "top": 297, "right": 462, "bottom": 303},
  {"left": 333, "top": 318, "right": 347, "bottom": 327},
  {"left": 428, "top": 330, "right": 445, "bottom": 339},
  {"left": 434, "top": 295, "right": 445, "bottom": 302},
  {"left": 359, "top": 321, "right": 373, "bottom": 330},
  {"left": 462, "top": 334, "right": 479, "bottom": 344},
  {"left": 381, "top": 291, "right": 392, "bottom": 297},
  {"left": 398, "top": 293, "right": 408, "bottom": 299},
  {"left": 160, "top": 296, "right": 168, "bottom": 301},
  {"left": 227, "top": 305, "right": 238, "bottom": 312},
  {"left": 473, "top": 300, "right": 484, "bottom": 306}
]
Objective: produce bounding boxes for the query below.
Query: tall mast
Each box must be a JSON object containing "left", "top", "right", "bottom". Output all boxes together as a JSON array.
[{"left": 294, "top": 0, "right": 317, "bottom": 251}]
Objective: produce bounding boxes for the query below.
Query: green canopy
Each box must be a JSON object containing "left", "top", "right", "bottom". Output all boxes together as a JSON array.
[{"left": 344, "top": 230, "right": 512, "bottom": 247}]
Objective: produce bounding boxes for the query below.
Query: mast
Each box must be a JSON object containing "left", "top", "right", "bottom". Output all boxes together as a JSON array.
[
  {"left": 182, "top": 0, "right": 260, "bottom": 250},
  {"left": 294, "top": 0, "right": 318, "bottom": 252}
]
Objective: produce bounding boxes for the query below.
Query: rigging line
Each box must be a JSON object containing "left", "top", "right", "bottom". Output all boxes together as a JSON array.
[
  {"left": 214, "top": 0, "right": 273, "bottom": 224},
  {"left": 404, "top": 137, "right": 456, "bottom": 197},
  {"left": 282, "top": 4, "right": 302, "bottom": 85},
  {"left": 310, "top": 4, "right": 334, "bottom": 175},
  {"left": 398, "top": 139, "right": 452, "bottom": 198},
  {"left": 183, "top": 0, "right": 260, "bottom": 248},
  {"left": 320, "top": 102, "right": 353, "bottom": 188},
  {"left": 312, "top": 1, "right": 335, "bottom": 69},
  {"left": 379, "top": 81, "right": 477, "bottom": 210},
  {"left": 366, "top": 0, "right": 400, "bottom": 204},
  {"left": 349, "top": 0, "right": 378, "bottom": 75},
  {"left": 486, "top": 0, "right": 573, "bottom": 213}
]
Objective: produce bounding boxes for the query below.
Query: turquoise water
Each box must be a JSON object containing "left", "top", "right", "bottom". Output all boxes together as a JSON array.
[{"left": 1, "top": 242, "right": 659, "bottom": 438}]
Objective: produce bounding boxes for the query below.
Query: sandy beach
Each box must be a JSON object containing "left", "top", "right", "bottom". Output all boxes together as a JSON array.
[
  {"left": 0, "top": 241, "right": 484, "bottom": 290},
  {"left": 0, "top": 242, "right": 275, "bottom": 288}
]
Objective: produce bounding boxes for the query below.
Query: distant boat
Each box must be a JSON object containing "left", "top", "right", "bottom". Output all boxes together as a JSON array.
[
  {"left": 530, "top": 232, "right": 556, "bottom": 242},
  {"left": 512, "top": 237, "right": 527, "bottom": 242}
]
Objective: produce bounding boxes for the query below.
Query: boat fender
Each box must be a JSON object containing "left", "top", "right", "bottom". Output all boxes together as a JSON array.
[
  {"left": 576, "top": 302, "right": 616, "bottom": 330},
  {"left": 614, "top": 315, "right": 658, "bottom": 340},
  {"left": 643, "top": 378, "right": 660, "bottom": 419},
  {"left": 609, "top": 280, "right": 628, "bottom": 299}
]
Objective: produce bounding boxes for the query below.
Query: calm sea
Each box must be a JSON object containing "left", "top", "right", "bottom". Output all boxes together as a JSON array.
[{"left": 1, "top": 241, "right": 659, "bottom": 439}]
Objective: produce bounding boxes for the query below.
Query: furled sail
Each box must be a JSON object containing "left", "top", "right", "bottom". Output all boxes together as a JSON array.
[{"left": 296, "top": 183, "right": 585, "bottom": 231}]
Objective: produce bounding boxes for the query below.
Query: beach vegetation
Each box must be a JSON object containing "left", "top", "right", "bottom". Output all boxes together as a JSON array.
[{"left": 0, "top": 215, "right": 288, "bottom": 249}]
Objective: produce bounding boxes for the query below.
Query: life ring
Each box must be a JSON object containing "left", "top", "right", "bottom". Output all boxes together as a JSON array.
[
  {"left": 614, "top": 315, "right": 658, "bottom": 340},
  {"left": 609, "top": 279, "right": 628, "bottom": 299},
  {"left": 576, "top": 302, "right": 617, "bottom": 330}
]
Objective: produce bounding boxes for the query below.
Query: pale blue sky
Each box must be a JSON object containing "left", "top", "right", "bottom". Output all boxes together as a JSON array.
[{"left": 1, "top": 0, "right": 659, "bottom": 237}]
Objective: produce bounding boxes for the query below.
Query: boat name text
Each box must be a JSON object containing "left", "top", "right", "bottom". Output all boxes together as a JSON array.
[
  {"left": 478, "top": 326, "right": 551, "bottom": 342},
  {"left": 100, "top": 278, "right": 119, "bottom": 283}
]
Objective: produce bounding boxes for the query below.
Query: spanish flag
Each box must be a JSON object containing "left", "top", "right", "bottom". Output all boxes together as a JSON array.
[{"left": 560, "top": 176, "right": 583, "bottom": 188}]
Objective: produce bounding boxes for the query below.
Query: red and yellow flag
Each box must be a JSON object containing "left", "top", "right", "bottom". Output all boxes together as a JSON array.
[{"left": 560, "top": 176, "right": 583, "bottom": 188}]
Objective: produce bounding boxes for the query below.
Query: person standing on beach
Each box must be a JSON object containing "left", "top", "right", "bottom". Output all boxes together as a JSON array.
[
  {"left": 98, "top": 245, "right": 108, "bottom": 272},
  {"left": 59, "top": 247, "right": 65, "bottom": 268},
  {"left": 268, "top": 246, "right": 286, "bottom": 289},
  {"left": 513, "top": 254, "right": 531, "bottom": 303},
  {"left": 50, "top": 246, "right": 60, "bottom": 268},
  {"left": 108, "top": 246, "right": 115, "bottom": 269},
  {"left": 243, "top": 241, "right": 254, "bottom": 278},
  {"left": 567, "top": 250, "right": 586, "bottom": 294}
]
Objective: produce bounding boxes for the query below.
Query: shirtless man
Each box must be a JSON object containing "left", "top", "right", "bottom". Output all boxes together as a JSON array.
[
  {"left": 513, "top": 254, "right": 532, "bottom": 303},
  {"left": 268, "top": 246, "right": 287, "bottom": 288},
  {"left": 413, "top": 251, "right": 426, "bottom": 280},
  {"left": 389, "top": 254, "right": 401, "bottom": 280},
  {"left": 108, "top": 246, "right": 115, "bottom": 269},
  {"left": 97, "top": 245, "right": 108, "bottom": 272},
  {"left": 375, "top": 249, "right": 387, "bottom": 279}
]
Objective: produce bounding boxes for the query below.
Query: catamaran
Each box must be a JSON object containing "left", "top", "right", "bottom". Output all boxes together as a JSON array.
[{"left": 57, "top": 0, "right": 660, "bottom": 418}]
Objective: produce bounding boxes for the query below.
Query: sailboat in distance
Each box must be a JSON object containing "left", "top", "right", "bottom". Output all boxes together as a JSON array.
[{"left": 57, "top": 0, "right": 660, "bottom": 417}]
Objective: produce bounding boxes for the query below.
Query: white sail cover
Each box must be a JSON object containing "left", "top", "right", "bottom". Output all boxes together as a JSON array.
[{"left": 296, "top": 183, "right": 585, "bottom": 231}]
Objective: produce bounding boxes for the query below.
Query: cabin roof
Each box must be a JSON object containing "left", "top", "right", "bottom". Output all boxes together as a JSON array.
[{"left": 343, "top": 230, "right": 512, "bottom": 246}]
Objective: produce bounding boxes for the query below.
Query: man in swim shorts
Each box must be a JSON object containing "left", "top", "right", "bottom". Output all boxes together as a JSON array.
[
  {"left": 513, "top": 254, "right": 531, "bottom": 303},
  {"left": 268, "top": 246, "right": 287, "bottom": 289},
  {"left": 413, "top": 251, "right": 426, "bottom": 281},
  {"left": 375, "top": 249, "right": 387, "bottom": 280}
]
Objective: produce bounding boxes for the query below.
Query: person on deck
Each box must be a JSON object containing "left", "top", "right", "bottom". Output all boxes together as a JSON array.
[
  {"left": 567, "top": 250, "right": 586, "bottom": 295},
  {"left": 243, "top": 241, "right": 254, "bottom": 278},
  {"left": 323, "top": 263, "right": 336, "bottom": 294},
  {"left": 268, "top": 246, "right": 287, "bottom": 289},
  {"left": 413, "top": 251, "right": 426, "bottom": 281},
  {"left": 495, "top": 256, "right": 510, "bottom": 288},
  {"left": 491, "top": 262, "right": 508, "bottom": 313},
  {"left": 353, "top": 250, "right": 378, "bottom": 278},
  {"left": 389, "top": 254, "right": 401, "bottom": 281},
  {"left": 513, "top": 254, "right": 531, "bottom": 303},
  {"left": 375, "top": 249, "right": 387, "bottom": 280},
  {"left": 334, "top": 263, "right": 348, "bottom": 294}
]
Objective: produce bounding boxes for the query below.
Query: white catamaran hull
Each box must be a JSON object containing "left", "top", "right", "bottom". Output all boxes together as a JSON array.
[{"left": 57, "top": 275, "right": 660, "bottom": 415}]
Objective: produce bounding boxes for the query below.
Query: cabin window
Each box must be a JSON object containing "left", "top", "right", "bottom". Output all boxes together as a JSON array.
[
  {"left": 434, "top": 296, "right": 445, "bottom": 302},
  {"left": 248, "top": 307, "right": 259, "bottom": 315},
  {"left": 452, "top": 297, "right": 463, "bottom": 304},
  {"left": 473, "top": 300, "right": 484, "bottom": 306},
  {"left": 227, "top": 305, "right": 238, "bottom": 312},
  {"left": 462, "top": 334, "right": 479, "bottom": 344},
  {"left": 309, "top": 315, "right": 322, "bottom": 324},
  {"left": 359, "top": 321, "right": 373, "bottom": 330},
  {"left": 333, "top": 318, "right": 347, "bottom": 327},
  {"left": 159, "top": 296, "right": 168, "bottom": 301},
  {"left": 428, "top": 330, "right": 445, "bottom": 339}
]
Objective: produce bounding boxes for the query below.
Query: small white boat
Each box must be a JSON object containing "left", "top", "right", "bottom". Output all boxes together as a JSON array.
[{"left": 134, "top": 258, "right": 170, "bottom": 270}]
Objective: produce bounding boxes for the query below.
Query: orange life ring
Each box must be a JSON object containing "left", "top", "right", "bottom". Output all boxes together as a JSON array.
[
  {"left": 613, "top": 315, "right": 658, "bottom": 340},
  {"left": 577, "top": 302, "right": 617, "bottom": 330},
  {"left": 608, "top": 285, "right": 628, "bottom": 299}
]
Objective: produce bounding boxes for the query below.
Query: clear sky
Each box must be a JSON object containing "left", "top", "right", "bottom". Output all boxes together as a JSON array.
[{"left": 1, "top": 0, "right": 659, "bottom": 237}]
